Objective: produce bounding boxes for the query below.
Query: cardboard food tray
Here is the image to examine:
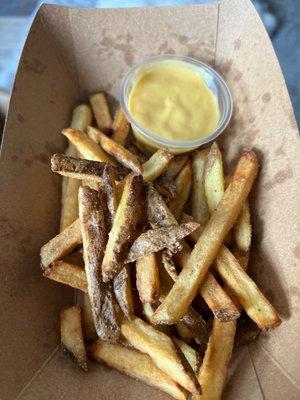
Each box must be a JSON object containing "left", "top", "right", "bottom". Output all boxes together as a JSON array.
[{"left": 0, "top": 0, "right": 299, "bottom": 398}]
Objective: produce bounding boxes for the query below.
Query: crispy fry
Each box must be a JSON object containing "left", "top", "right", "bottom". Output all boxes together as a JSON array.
[
  {"left": 193, "top": 319, "right": 236, "bottom": 400},
  {"left": 153, "top": 150, "right": 259, "bottom": 324},
  {"left": 44, "top": 261, "right": 87, "bottom": 292},
  {"left": 136, "top": 253, "right": 160, "bottom": 303},
  {"left": 89, "top": 92, "right": 112, "bottom": 131},
  {"left": 102, "top": 174, "right": 143, "bottom": 281},
  {"left": 40, "top": 218, "right": 82, "bottom": 272},
  {"left": 169, "top": 162, "right": 192, "bottom": 219},
  {"left": 204, "top": 142, "right": 225, "bottom": 214},
  {"left": 113, "top": 265, "right": 134, "bottom": 320},
  {"left": 126, "top": 222, "right": 199, "bottom": 263},
  {"left": 82, "top": 294, "right": 97, "bottom": 341},
  {"left": 79, "top": 186, "right": 120, "bottom": 341},
  {"left": 147, "top": 183, "right": 178, "bottom": 228},
  {"left": 90, "top": 340, "right": 187, "bottom": 400},
  {"left": 173, "top": 337, "right": 201, "bottom": 374},
  {"left": 70, "top": 104, "right": 92, "bottom": 131},
  {"left": 215, "top": 246, "right": 281, "bottom": 329},
  {"left": 121, "top": 317, "right": 200, "bottom": 394},
  {"left": 60, "top": 306, "right": 88, "bottom": 371},
  {"left": 111, "top": 107, "right": 130, "bottom": 146},
  {"left": 142, "top": 148, "right": 174, "bottom": 181},
  {"left": 234, "top": 200, "right": 251, "bottom": 253},
  {"left": 62, "top": 128, "right": 115, "bottom": 164},
  {"left": 87, "top": 126, "right": 142, "bottom": 173},
  {"left": 191, "top": 149, "right": 209, "bottom": 226}
]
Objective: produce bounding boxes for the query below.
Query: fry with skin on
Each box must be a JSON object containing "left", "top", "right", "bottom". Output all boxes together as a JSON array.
[
  {"left": 60, "top": 306, "right": 88, "bottom": 371},
  {"left": 234, "top": 200, "right": 251, "bottom": 253},
  {"left": 142, "top": 148, "right": 174, "bottom": 181},
  {"left": 90, "top": 92, "right": 112, "bottom": 131},
  {"left": 169, "top": 162, "right": 192, "bottom": 220},
  {"left": 121, "top": 317, "right": 201, "bottom": 394},
  {"left": 136, "top": 252, "right": 160, "bottom": 303},
  {"left": 191, "top": 149, "right": 209, "bottom": 226},
  {"left": 44, "top": 261, "right": 87, "bottom": 292},
  {"left": 87, "top": 126, "right": 142, "bottom": 174},
  {"left": 111, "top": 107, "right": 130, "bottom": 146},
  {"left": 113, "top": 265, "right": 134, "bottom": 320},
  {"left": 153, "top": 150, "right": 259, "bottom": 324},
  {"left": 79, "top": 186, "right": 120, "bottom": 341},
  {"left": 90, "top": 340, "right": 188, "bottom": 400}
]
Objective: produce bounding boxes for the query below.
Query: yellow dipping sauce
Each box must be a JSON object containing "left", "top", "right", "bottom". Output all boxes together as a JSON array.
[{"left": 129, "top": 65, "right": 219, "bottom": 142}]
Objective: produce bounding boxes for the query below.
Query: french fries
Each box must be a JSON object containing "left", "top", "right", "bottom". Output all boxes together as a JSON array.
[
  {"left": 62, "top": 128, "right": 115, "bottom": 164},
  {"left": 82, "top": 294, "right": 97, "bottom": 341},
  {"left": 191, "top": 149, "right": 209, "bottom": 226},
  {"left": 60, "top": 306, "right": 88, "bottom": 371},
  {"left": 163, "top": 154, "right": 189, "bottom": 179},
  {"left": 113, "top": 265, "right": 134, "bottom": 320},
  {"left": 169, "top": 162, "right": 192, "bottom": 219},
  {"left": 126, "top": 222, "right": 199, "bottom": 263},
  {"left": 79, "top": 186, "right": 120, "bottom": 341},
  {"left": 121, "top": 317, "right": 200, "bottom": 394},
  {"left": 153, "top": 150, "right": 259, "bottom": 324},
  {"left": 193, "top": 319, "right": 236, "bottom": 400},
  {"left": 215, "top": 246, "right": 281, "bottom": 329},
  {"left": 87, "top": 126, "right": 142, "bottom": 173},
  {"left": 40, "top": 218, "right": 82, "bottom": 271},
  {"left": 90, "top": 340, "right": 187, "bottom": 400},
  {"left": 234, "top": 200, "right": 251, "bottom": 253},
  {"left": 172, "top": 337, "right": 201, "bottom": 374},
  {"left": 142, "top": 148, "right": 174, "bottom": 181},
  {"left": 112, "top": 107, "right": 130, "bottom": 146},
  {"left": 70, "top": 104, "right": 93, "bottom": 131},
  {"left": 102, "top": 174, "right": 143, "bottom": 281},
  {"left": 89, "top": 92, "right": 112, "bottom": 131},
  {"left": 136, "top": 253, "right": 160, "bottom": 303},
  {"left": 44, "top": 261, "right": 87, "bottom": 292}
]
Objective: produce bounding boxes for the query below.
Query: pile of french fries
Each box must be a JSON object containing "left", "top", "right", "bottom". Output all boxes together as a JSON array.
[{"left": 40, "top": 92, "right": 281, "bottom": 400}]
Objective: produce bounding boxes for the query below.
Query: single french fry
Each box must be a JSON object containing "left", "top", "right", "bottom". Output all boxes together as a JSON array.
[
  {"left": 215, "top": 246, "right": 281, "bottom": 329},
  {"left": 142, "top": 149, "right": 174, "bottom": 181},
  {"left": 79, "top": 186, "right": 120, "bottom": 341},
  {"left": 70, "top": 104, "right": 92, "bottom": 131},
  {"left": 102, "top": 174, "right": 143, "bottom": 281},
  {"left": 90, "top": 340, "right": 187, "bottom": 400},
  {"left": 82, "top": 293, "right": 97, "bottom": 341},
  {"left": 176, "top": 321, "right": 194, "bottom": 344},
  {"left": 169, "top": 162, "right": 192, "bottom": 220},
  {"left": 62, "top": 128, "right": 115, "bottom": 164},
  {"left": 193, "top": 319, "right": 236, "bottom": 400},
  {"left": 60, "top": 306, "right": 88, "bottom": 371},
  {"left": 153, "top": 150, "right": 259, "bottom": 324},
  {"left": 234, "top": 200, "right": 251, "bottom": 253},
  {"left": 164, "top": 154, "right": 189, "bottom": 180},
  {"left": 87, "top": 126, "right": 142, "bottom": 173},
  {"left": 44, "top": 261, "right": 87, "bottom": 292},
  {"left": 90, "top": 92, "right": 112, "bottom": 131},
  {"left": 173, "top": 337, "right": 201, "bottom": 374},
  {"left": 40, "top": 218, "right": 82, "bottom": 272},
  {"left": 111, "top": 107, "right": 130, "bottom": 146},
  {"left": 121, "top": 317, "right": 201, "bottom": 394},
  {"left": 191, "top": 149, "right": 209, "bottom": 226},
  {"left": 233, "top": 247, "right": 250, "bottom": 271},
  {"left": 126, "top": 222, "right": 199, "bottom": 263},
  {"left": 136, "top": 253, "right": 160, "bottom": 304},
  {"left": 113, "top": 265, "right": 134, "bottom": 320},
  {"left": 204, "top": 142, "right": 225, "bottom": 214}
]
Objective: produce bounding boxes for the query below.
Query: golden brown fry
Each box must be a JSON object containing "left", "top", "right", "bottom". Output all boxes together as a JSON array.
[
  {"left": 102, "top": 174, "right": 143, "bottom": 281},
  {"left": 40, "top": 218, "right": 82, "bottom": 272},
  {"left": 234, "top": 200, "right": 251, "bottom": 253},
  {"left": 60, "top": 306, "right": 88, "bottom": 371},
  {"left": 142, "top": 149, "right": 174, "bottom": 181},
  {"left": 136, "top": 253, "right": 160, "bottom": 304},
  {"left": 191, "top": 149, "right": 209, "bottom": 226},
  {"left": 79, "top": 186, "right": 120, "bottom": 341},
  {"left": 215, "top": 246, "right": 281, "bottom": 329},
  {"left": 87, "top": 126, "right": 142, "bottom": 173},
  {"left": 62, "top": 128, "right": 115, "bottom": 164},
  {"left": 204, "top": 142, "right": 225, "bottom": 214},
  {"left": 111, "top": 107, "right": 130, "bottom": 146},
  {"left": 153, "top": 150, "right": 259, "bottom": 324},
  {"left": 173, "top": 337, "right": 201, "bottom": 374},
  {"left": 193, "top": 319, "right": 236, "bottom": 400},
  {"left": 89, "top": 92, "right": 112, "bottom": 131},
  {"left": 121, "top": 317, "right": 200, "bottom": 394},
  {"left": 233, "top": 247, "right": 250, "bottom": 271},
  {"left": 126, "top": 222, "right": 199, "bottom": 263},
  {"left": 113, "top": 265, "right": 134, "bottom": 320},
  {"left": 44, "top": 261, "right": 87, "bottom": 292},
  {"left": 70, "top": 104, "right": 92, "bottom": 131},
  {"left": 169, "top": 162, "right": 192, "bottom": 219},
  {"left": 90, "top": 340, "right": 187, "bottom": 400},
  {"left": 82, "top": 293, "right": 97, "bottom": 341}
]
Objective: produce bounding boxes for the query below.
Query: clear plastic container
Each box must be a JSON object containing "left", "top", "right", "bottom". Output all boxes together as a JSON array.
[{"left": 120, "top": 55, "right": 233, "bottom": 154}]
